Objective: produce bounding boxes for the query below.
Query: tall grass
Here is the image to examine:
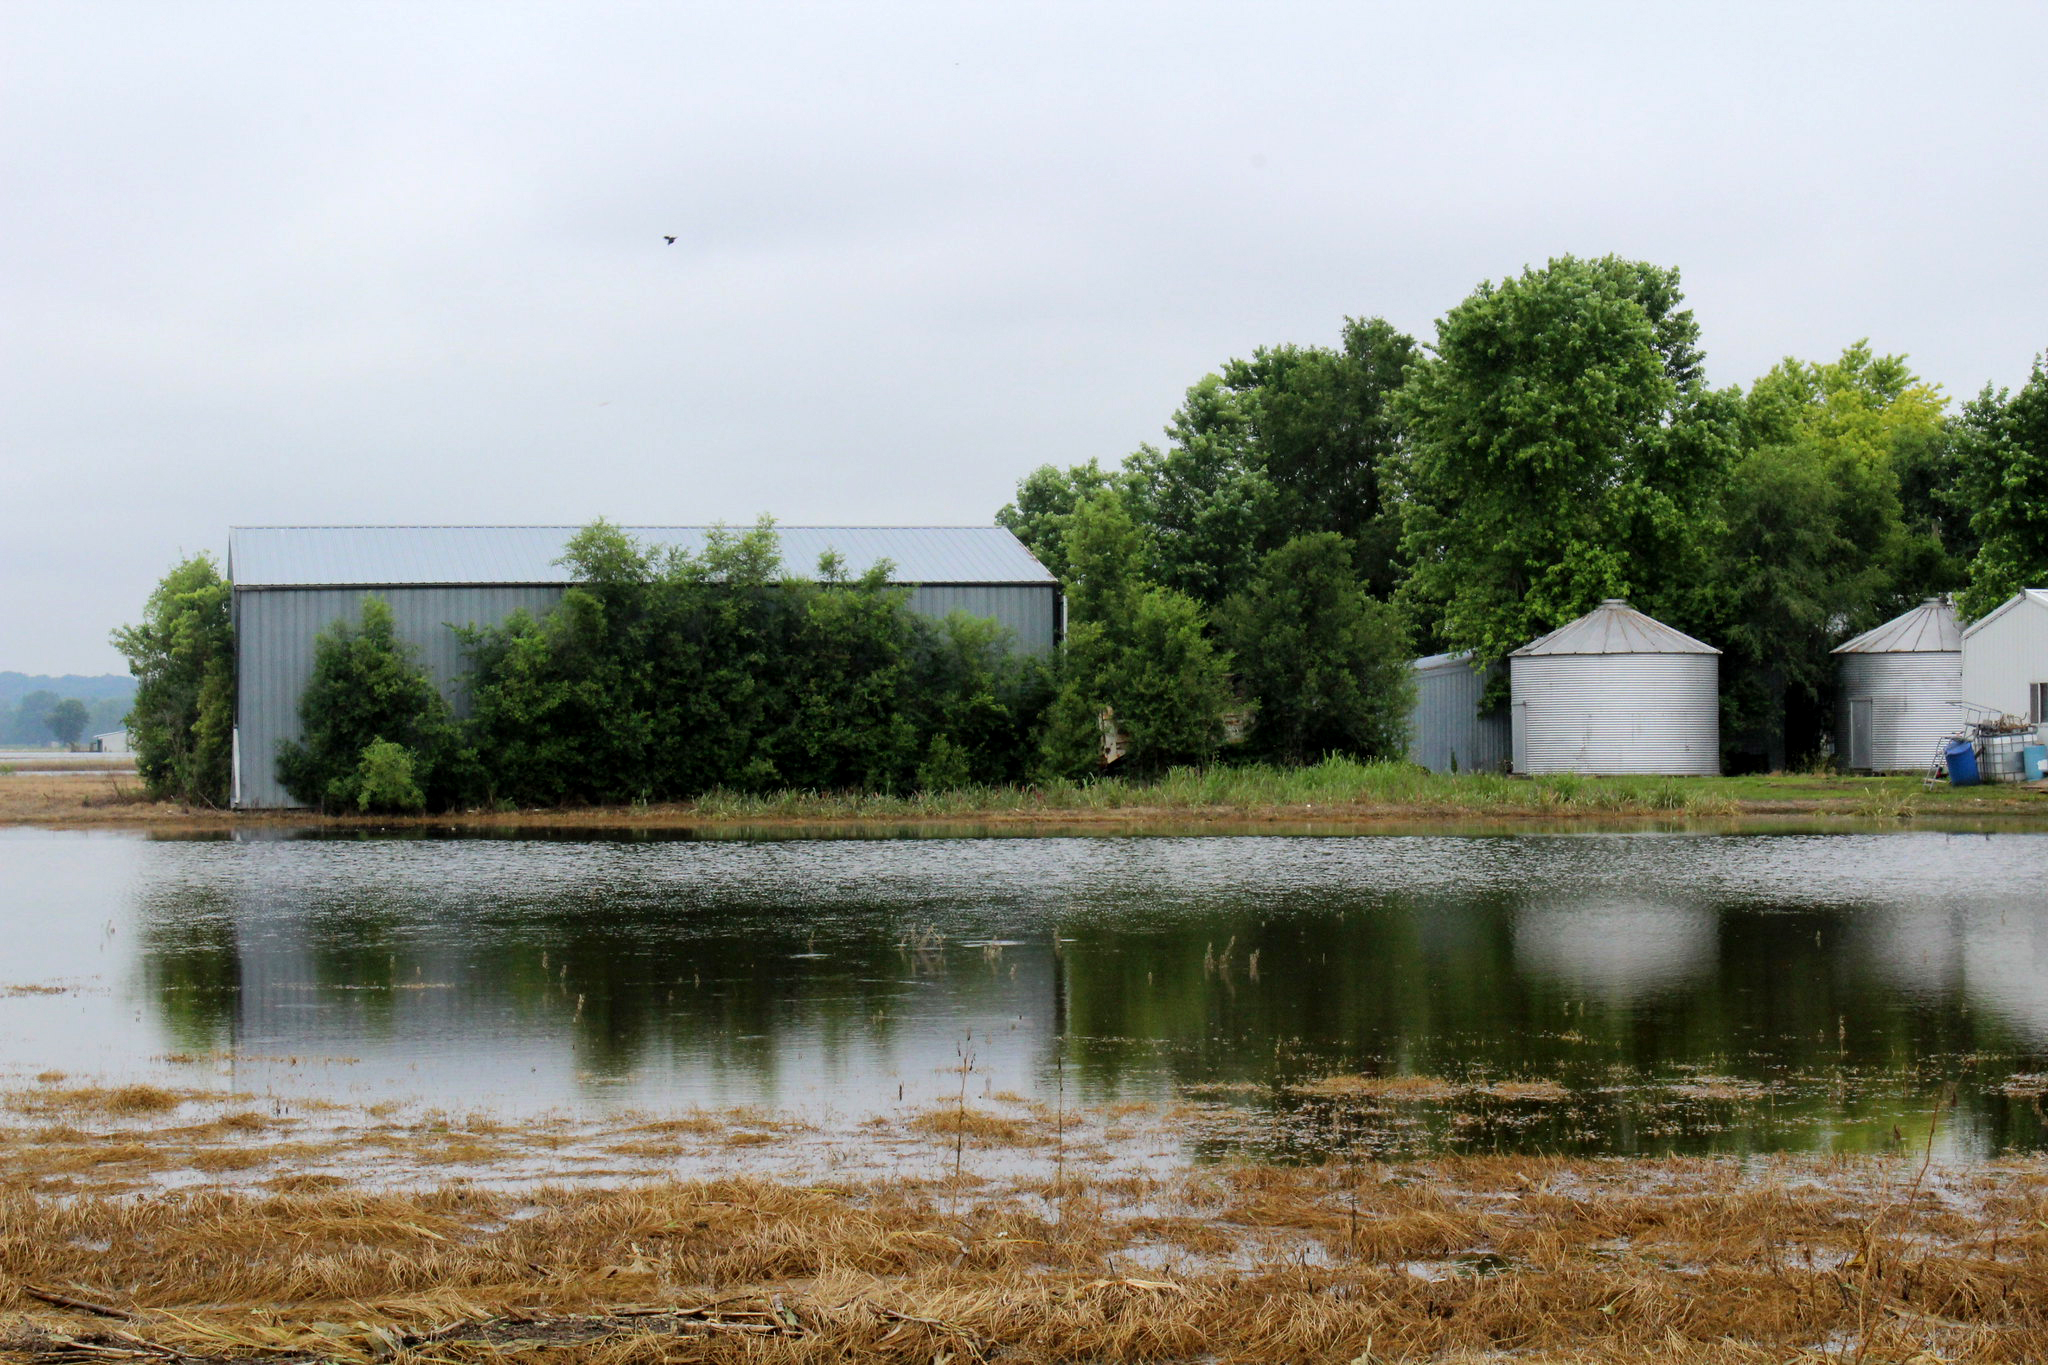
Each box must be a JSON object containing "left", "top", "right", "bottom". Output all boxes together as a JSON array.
[{"left": 683, "top": 757, "right": 1759, "bottom": 822}]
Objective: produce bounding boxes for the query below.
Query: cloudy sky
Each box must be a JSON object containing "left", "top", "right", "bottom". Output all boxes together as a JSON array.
[{"left": 4, "top": 2, "right": 2043, "bottom": 674}]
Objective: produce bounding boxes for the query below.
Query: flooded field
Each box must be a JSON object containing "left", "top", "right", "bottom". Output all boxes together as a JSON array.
[{"left": 3, "top": 827, "right": 2045, "bottom": 1160}]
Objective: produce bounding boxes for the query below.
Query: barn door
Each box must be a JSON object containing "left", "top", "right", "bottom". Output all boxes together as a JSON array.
[{"left": 1848, "top": 698, "right": 1874, "bottom": 771}]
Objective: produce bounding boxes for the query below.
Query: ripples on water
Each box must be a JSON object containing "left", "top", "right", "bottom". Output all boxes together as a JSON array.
[{"left": 2, "top": 828, "right": 2044, "bottom": 1158}]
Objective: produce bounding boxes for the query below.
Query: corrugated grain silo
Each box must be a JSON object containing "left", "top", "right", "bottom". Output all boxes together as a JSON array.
[
  {"left": 1831, "top": 597, "right": 1962, "bottom": 773},
  {"left": 1509, "top": 600, "right": 1720, "bottom": 775},
  {"left": 1406, "top": 652, "right": 1510, "bottom": 773}
]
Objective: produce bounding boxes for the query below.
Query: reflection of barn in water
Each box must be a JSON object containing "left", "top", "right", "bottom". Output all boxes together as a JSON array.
[{"left": 141, "top": 833, "right": 1064, "bottom": 1113}]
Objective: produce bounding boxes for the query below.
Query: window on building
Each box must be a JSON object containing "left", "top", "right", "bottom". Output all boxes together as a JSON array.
[{"left": 2033, "top": 682, "right": 2048, "bottom": 724}]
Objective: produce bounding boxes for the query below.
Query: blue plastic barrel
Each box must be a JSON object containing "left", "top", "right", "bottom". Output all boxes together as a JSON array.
[{"left": 1945, "top": 739, "right": 1980, "bottom": 786}]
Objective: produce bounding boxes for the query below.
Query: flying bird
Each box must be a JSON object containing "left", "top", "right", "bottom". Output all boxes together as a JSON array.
[{"left": 663, "top": 235, "right": 676, "bottom": 244}]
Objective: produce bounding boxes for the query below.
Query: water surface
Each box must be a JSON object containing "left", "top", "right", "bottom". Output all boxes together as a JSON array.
[{"left": 3, "top": 828, "right": 2045, "bottom": 1159}]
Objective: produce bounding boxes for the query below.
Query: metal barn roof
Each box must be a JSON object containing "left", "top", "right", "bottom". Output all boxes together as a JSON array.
[
  {"left": 229, "top": 526, "right": 1056, "bottom": 589},
  {"left": 1832, "top": 597, "right": 1962, "bottom": 655},
  {"left": 1511, "top": 600, "right": 1719, "bottom": 657}
]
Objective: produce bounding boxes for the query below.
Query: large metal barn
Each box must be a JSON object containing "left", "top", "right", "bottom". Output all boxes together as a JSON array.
[
  {"left": 228, "top": 525, "right": 1061, "bottom": 809},
  {"left": 1509, "top": 599, "right": 1721, "bottom": 776},
  {"left": 1832, "top": 597, "right": 1963, "bottom": 773}
]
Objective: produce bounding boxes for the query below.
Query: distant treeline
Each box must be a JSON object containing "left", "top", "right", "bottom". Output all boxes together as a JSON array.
[
  {"left": 0, "top": 674, "right": 132, "bottom": 747},
  {"left": 116, "top": 253, "right": 2048, "bottom": 805}
]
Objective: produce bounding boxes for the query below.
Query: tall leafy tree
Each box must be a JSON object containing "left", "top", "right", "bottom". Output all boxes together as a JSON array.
[
  {"left": 1393, "top": 255, "right": 1736, "bottom": 663},
  {"left": 1708, "top": 343, "right": 1948, "bottom": 767},
  {"left": 112, "top": 554, "right": 234, "bottom": 806},
  {"left": 1038, "top": 492, "right": 1234, "bottom": 776},
  {"left": 995, "top": 459, "right": 1121, "bottom": 585},
  {"left": 1000, "top": 315, "right": 1417, "bottom": 610},
  {"left": 1216, "top": 533, "right": 1412, "bottom": 763},
  {"left": 1955, "top": 357, "right": 2048, "bottom": 620}
]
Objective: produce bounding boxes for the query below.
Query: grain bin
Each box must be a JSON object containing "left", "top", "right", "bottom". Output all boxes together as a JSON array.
[
  {"left": 1509, "top": 600, "right": 1720, "bottom": 775},
  {"left": 1407, "top": 652, "right": 1510, "bottom": 773},
  {"left": 1831, "top": 597, "right": 1962, "bottom": 773}
]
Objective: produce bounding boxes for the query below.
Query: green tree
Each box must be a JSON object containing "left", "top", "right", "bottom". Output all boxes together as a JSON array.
[
  {"left": 275, "top": 596, "right": 464, "bottom": 811},
  {"left": 1955, "top": 357, "right": 2048, "bottom": 620},
  {"left": 112, "top": 554, "right": 234, "bottom": 805},
  {"left": 1393, "top": 255, "right": 1737, "bottom": 663},
  {"left": 999, "top": 316, "right": 1417, "bottom": 612},
  {"left": 46, "top": 698, "right": 90, "bottom": 748},
  {"left": 995, "top": 460, "right": 1121, "bottom": 584},
  {"left": 1707, "top": 343, "right": 1948, "bottom": 767},
  {"left": 462, "top": 520, "right": 1051, "bottom": 803},
  {"left": 1216, "top": 534, "right": 1413, "bottom": 763},
  {"left": 1038, "top": 493, "right": 1233, "bottom": 775}
]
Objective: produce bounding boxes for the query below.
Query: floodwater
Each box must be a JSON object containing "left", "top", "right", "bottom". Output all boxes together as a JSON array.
[{"left": 3, "top": 827, "right": 2046, "bottom": 1159}]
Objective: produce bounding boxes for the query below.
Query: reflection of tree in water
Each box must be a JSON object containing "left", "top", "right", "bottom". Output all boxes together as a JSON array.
[
  {"left": 1055, "top": 887, "right": 2048, "bottom": 1156},
  {"left": 135, "top": 885, "right": 242, "bottom": 1054},
  {"left": 131, "top": 867, "right": 1034, "bottom": 1090}
]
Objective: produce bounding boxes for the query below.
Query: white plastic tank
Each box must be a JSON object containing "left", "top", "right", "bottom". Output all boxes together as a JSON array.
[
  {"left": 1831, "top": 597, "right": 1962, "bottom": 773},
  {"left": 1509, "top": 599, "right": 1720, "bottom": 775}
]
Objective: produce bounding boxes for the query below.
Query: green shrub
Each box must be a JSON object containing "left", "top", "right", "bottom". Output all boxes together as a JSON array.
[{"left": 341, "top": 739, "right": 426, "bottom": 813}]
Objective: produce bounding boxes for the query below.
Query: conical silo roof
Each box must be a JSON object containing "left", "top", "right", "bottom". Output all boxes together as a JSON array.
[
  {"left": 1831, "top": 597, "right": 1961, "bottom": 655},
  {"left": 1511, "top": 599, "right": 1719, "bottom": 657}
]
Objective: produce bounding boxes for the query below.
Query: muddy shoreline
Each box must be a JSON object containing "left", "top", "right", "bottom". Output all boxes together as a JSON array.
[{"left": 7, "top": 769, "right": 2048, "bottom": 838}]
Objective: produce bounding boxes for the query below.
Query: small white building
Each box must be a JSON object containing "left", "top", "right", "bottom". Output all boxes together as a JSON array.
[
  {"left": 1832, "top": 597, "right": 1962, "bottom": 773},
  {"left": 1510, "top": 599, "right": 1720, "bottom": 776},
  {"left": 1960, "top": 588, "right": 2048, "bottom": 735},
  {"left": 90, "top": 729, "right": 131, "bottom": 753},
  {"left": 1406, "top": 652, "right": 1510, "bottom": 774}
]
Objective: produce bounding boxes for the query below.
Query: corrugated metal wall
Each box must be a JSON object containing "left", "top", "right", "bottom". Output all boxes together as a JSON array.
[
  {"left": 1837, "top": 652, "right": 1962, "bottom": 773},
  {"left": 235, "top": 581, "right": 1060, "bottom": 808},
  {"left": 1509, "top": 654, "right": 1720, "bottom": 775},
  {"left": 1406, "top": 656, "right": 1511, "bottom": 773},
  {"left": 904, "top": 585, "right": 1059, "bottom": 655}
]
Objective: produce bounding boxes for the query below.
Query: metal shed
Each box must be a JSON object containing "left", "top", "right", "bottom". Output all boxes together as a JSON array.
[
  {"left": 1509, "top": 600, "right": 1720, "bottom": 776},
  {"left": 228, "top": 525, "right": 1061, "bottom": 809},
  {"left": 1832, "top": 597, "right": 1962, "bottom": 773},
  {"left": 1959, "top": 588, "right": 2048, "bottom": 737},
  {"left": 1406, "top": 652, "right": 1510, "bottom": 774}
]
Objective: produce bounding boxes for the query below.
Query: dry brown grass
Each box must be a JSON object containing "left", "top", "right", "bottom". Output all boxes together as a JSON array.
[
  {"left": 906, "top": 1104, "right": 1050, "bottom": 1147},
  {"left": 1296, "top": 1074, "right": 1571, "bottom": 1105},
  {"left": 0, "top": 1156, "right": 2040, "bottom": 1363},
  {"left": 0, "top": 1084, "right": 2043, "bottom": 1361},
  {"left": 5, "top": 1084, "right": 184, "bottom": 1118}
]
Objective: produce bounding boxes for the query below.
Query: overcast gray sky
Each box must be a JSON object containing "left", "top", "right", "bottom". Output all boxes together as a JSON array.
[{"left": 5, "top": 1, "right": 2043, "bottom": 674}]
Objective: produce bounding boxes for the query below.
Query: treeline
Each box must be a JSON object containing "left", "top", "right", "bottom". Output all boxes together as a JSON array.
[{"left": 1002, "top": 255, "right": 2048, "bottom": 770}]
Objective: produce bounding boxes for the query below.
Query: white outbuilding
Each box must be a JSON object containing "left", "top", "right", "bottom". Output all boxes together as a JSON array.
[
  {"left": 1509, "top": 600, "right": 1720, "bottom": 776},
  {"left": 1832, "top": 597, "right": 1963, "bottom": 773},
  {"left": 1960, "top": 589, "right": 2048, "bottom": 736},
  {"left": 1406, "top": 652, "right": 1510, "bottom": 774}
]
